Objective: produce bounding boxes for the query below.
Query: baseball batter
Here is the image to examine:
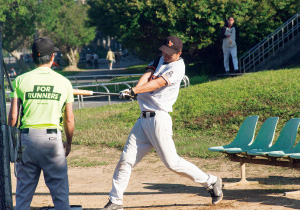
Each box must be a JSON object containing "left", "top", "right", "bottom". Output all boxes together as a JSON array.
[
  {"left": 8, "top": 37, "right": 74, "bottom": 210},
  {"left": 100, "top": 36, "right": 223, "bottom": 210}
]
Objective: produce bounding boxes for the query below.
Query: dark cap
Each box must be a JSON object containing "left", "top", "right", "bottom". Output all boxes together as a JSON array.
[
  {"left": 32, "top": 37, "right": 59, "bottom": 57},
  {"left": 159, "top": 36, "right": 183, "bottom": 55}
]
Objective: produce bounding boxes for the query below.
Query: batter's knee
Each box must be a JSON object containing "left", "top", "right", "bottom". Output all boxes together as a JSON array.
[
  {"left": 163, "top": 158, "right": 182, "bottom": 172},
  {"left": 117, "top": 152, "right": 136, "bottom": 168}
]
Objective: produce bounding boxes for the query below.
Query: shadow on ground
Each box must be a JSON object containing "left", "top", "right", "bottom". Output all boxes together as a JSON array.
[{"left": 28, "top": 177, "right": 300, "bottom": 210}]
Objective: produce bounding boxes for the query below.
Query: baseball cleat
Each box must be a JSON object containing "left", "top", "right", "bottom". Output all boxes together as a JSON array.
[
  {"left": 207, "top": 177, "right": 223, "bottom": 205},
  {"left": 100, "top": 200, "right": 123, "bottom": 210}
]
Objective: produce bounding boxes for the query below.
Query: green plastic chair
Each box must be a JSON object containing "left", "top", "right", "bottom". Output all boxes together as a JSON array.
[
  {"left": 268, "top": 141, "right": 300, "bottom": 158},
  {"left": 268, "top": 134, "right": 300, "bottom": 157},
  {"left": 226, "top": 117, "right": 279, "bottom": 154},
  {"left": 247, "top": 118, "right": 300, "bottom": 156},
  {"left": 208, "top": 116, "right": 259, "bottom": 152},
  {"left": 289, "top": 153, "right": 300, "bottom": 159}
]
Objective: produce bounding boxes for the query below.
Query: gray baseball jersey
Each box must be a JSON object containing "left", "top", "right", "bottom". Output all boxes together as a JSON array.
[{"left": 137, "top": 56, "right": 185, "bottom": 112}]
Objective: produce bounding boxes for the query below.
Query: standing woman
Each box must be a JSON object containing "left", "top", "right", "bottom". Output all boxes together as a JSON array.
[
  {"left": 220, "top": 17, "right": 239, "bottom": 73},
  {"left": 106, "top": 48, "right": 115, "bottom": 70}
]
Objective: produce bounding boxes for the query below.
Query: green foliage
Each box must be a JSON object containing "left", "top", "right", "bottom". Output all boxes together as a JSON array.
[
  {"left": 72, "top": 68, "right": 300, "bottom": 158},
  {"left": 35, "top": 0, "right": 62, "bottom": 32},
  {"left": 0, "top": 0, "right": 23, "bottom": 22},
  {"left": 1, "top": 0, "right": 37, "bottom": 52},
  {"left": 40, "top": 1, "right": 96, "bottom": 67},
  {"left": 0, "top": 1, "right": 96, "bottom": 70},
  {"left": 88, "top": 0, "right": 300, "bottom": 72},
  {"left": 51, "top": 1, "right": 96, "bottom": 49}
]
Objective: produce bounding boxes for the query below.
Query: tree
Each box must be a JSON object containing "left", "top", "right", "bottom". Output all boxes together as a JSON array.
[
  {"left": 88, "top": 0, "right": 170, "bottom": 59},
  {"left": 88, "top": 0, "right": 300, "bottom": 73},
  {"left": 0, "top": 0, "right": 96, "bottom": 72},
  {"left": 1, "top": 0, "right": 38, "bottom": 73},
  {"left": 40, "top": 0, "right": 96, "bottom": 70}
]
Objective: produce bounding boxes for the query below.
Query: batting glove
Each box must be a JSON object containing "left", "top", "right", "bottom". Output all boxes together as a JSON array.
[{"left": 119, "top": 88, "right": 137, "bottom": 100}]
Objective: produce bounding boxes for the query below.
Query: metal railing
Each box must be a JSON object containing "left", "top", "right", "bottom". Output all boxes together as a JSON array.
[
  {"left": 74, "top": 80, "right": 137, "bottom": 108},
  {"left": 239, "top": 11, "right": 300, "bottom": 73},
  {"left": 182, "top": 75, "right": 190, "bottom": 88},
  {"left": 66, "top": 74, "right": 143, "bottom": 85},
  {"left": 74, "top": 75, "right": 190, "bottom": 109},
  {"left": 3, "top": 55, "right": 17, "bottom": 64},
  {"left": 5, "top": 74, "right": 190, "bottom": 107}
]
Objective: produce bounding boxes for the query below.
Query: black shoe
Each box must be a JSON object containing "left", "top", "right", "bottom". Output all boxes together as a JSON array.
[
  {"left": 206, "top": 177, "right": 223, "bottom": 205},
  {"left": 100, "top": 200, "right": 123, "bottom": 210}
]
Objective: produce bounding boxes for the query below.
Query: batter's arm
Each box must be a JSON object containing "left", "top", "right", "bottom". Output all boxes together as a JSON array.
[
  {"left": 8, "top": 97, "right": 20, "bottom": 127},
  {"left": 136, "top": 69, "right": 155, "bottom": 87},
  {"left": 63, "top": 102, "right": 74, "bottom": 157},
  {"left": 133, "top": 77, "right": 167, "bottom": 94}
]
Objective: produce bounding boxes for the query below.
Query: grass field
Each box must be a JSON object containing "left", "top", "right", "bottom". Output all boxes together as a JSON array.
[{"left": 70, "top": 68, "right": 300, "bottom": 159}]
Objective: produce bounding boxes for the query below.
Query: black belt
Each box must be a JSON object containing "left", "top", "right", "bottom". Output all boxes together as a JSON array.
[
  {"left": 142, "top": 111, "right": 156, "bottom": 118},
  {"left": 21, "top": 128, "right": 58, "bottom": 134}
]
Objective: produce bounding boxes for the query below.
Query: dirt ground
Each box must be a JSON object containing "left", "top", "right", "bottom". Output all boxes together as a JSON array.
[{"left": 10, "top": 145, "right": 300, "bottom": 210}]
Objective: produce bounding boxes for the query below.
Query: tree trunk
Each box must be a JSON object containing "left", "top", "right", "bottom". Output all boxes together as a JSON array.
[
  {"left": 10, "top": 51, "right": 30, "bottom": 74},
  {"left": 65, "top": 48, "right": 79, "bottom": 71}
]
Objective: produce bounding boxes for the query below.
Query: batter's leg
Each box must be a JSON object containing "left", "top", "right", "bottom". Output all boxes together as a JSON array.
[
  {"left": 143, "top": 111, "right": 217, "bottom": 187},
  {"left": 109, "top": 118, "right": 153, "bottom": 205}
]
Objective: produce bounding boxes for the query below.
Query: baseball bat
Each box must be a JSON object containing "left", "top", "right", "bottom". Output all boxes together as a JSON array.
[{"left": 73, "top": 89, "right": 120, "bottom": 96}]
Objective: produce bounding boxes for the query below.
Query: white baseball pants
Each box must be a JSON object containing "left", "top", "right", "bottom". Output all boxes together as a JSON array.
[
  {"left": 223, "top": 46, "right": 238, "bottom": 72},
  {"left": 15, "top": 128, "right": 70, "bottom": 210},
  {"left": 109, "top": 111, "right": 217, "bottom": 205}
]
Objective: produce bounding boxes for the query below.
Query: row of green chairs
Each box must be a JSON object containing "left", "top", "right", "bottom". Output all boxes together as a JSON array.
[{"left": 209, "top": 116, "right": 300, "bottom": 159}]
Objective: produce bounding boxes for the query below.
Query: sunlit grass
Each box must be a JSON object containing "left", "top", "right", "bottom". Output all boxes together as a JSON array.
[{"left": 69, "top": 68, "right": 300, "bottom": 158}]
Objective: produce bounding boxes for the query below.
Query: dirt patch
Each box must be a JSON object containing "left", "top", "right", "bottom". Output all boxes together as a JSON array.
[{"left": 10, "top": 145, "right": 300, "bottom": 210}]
